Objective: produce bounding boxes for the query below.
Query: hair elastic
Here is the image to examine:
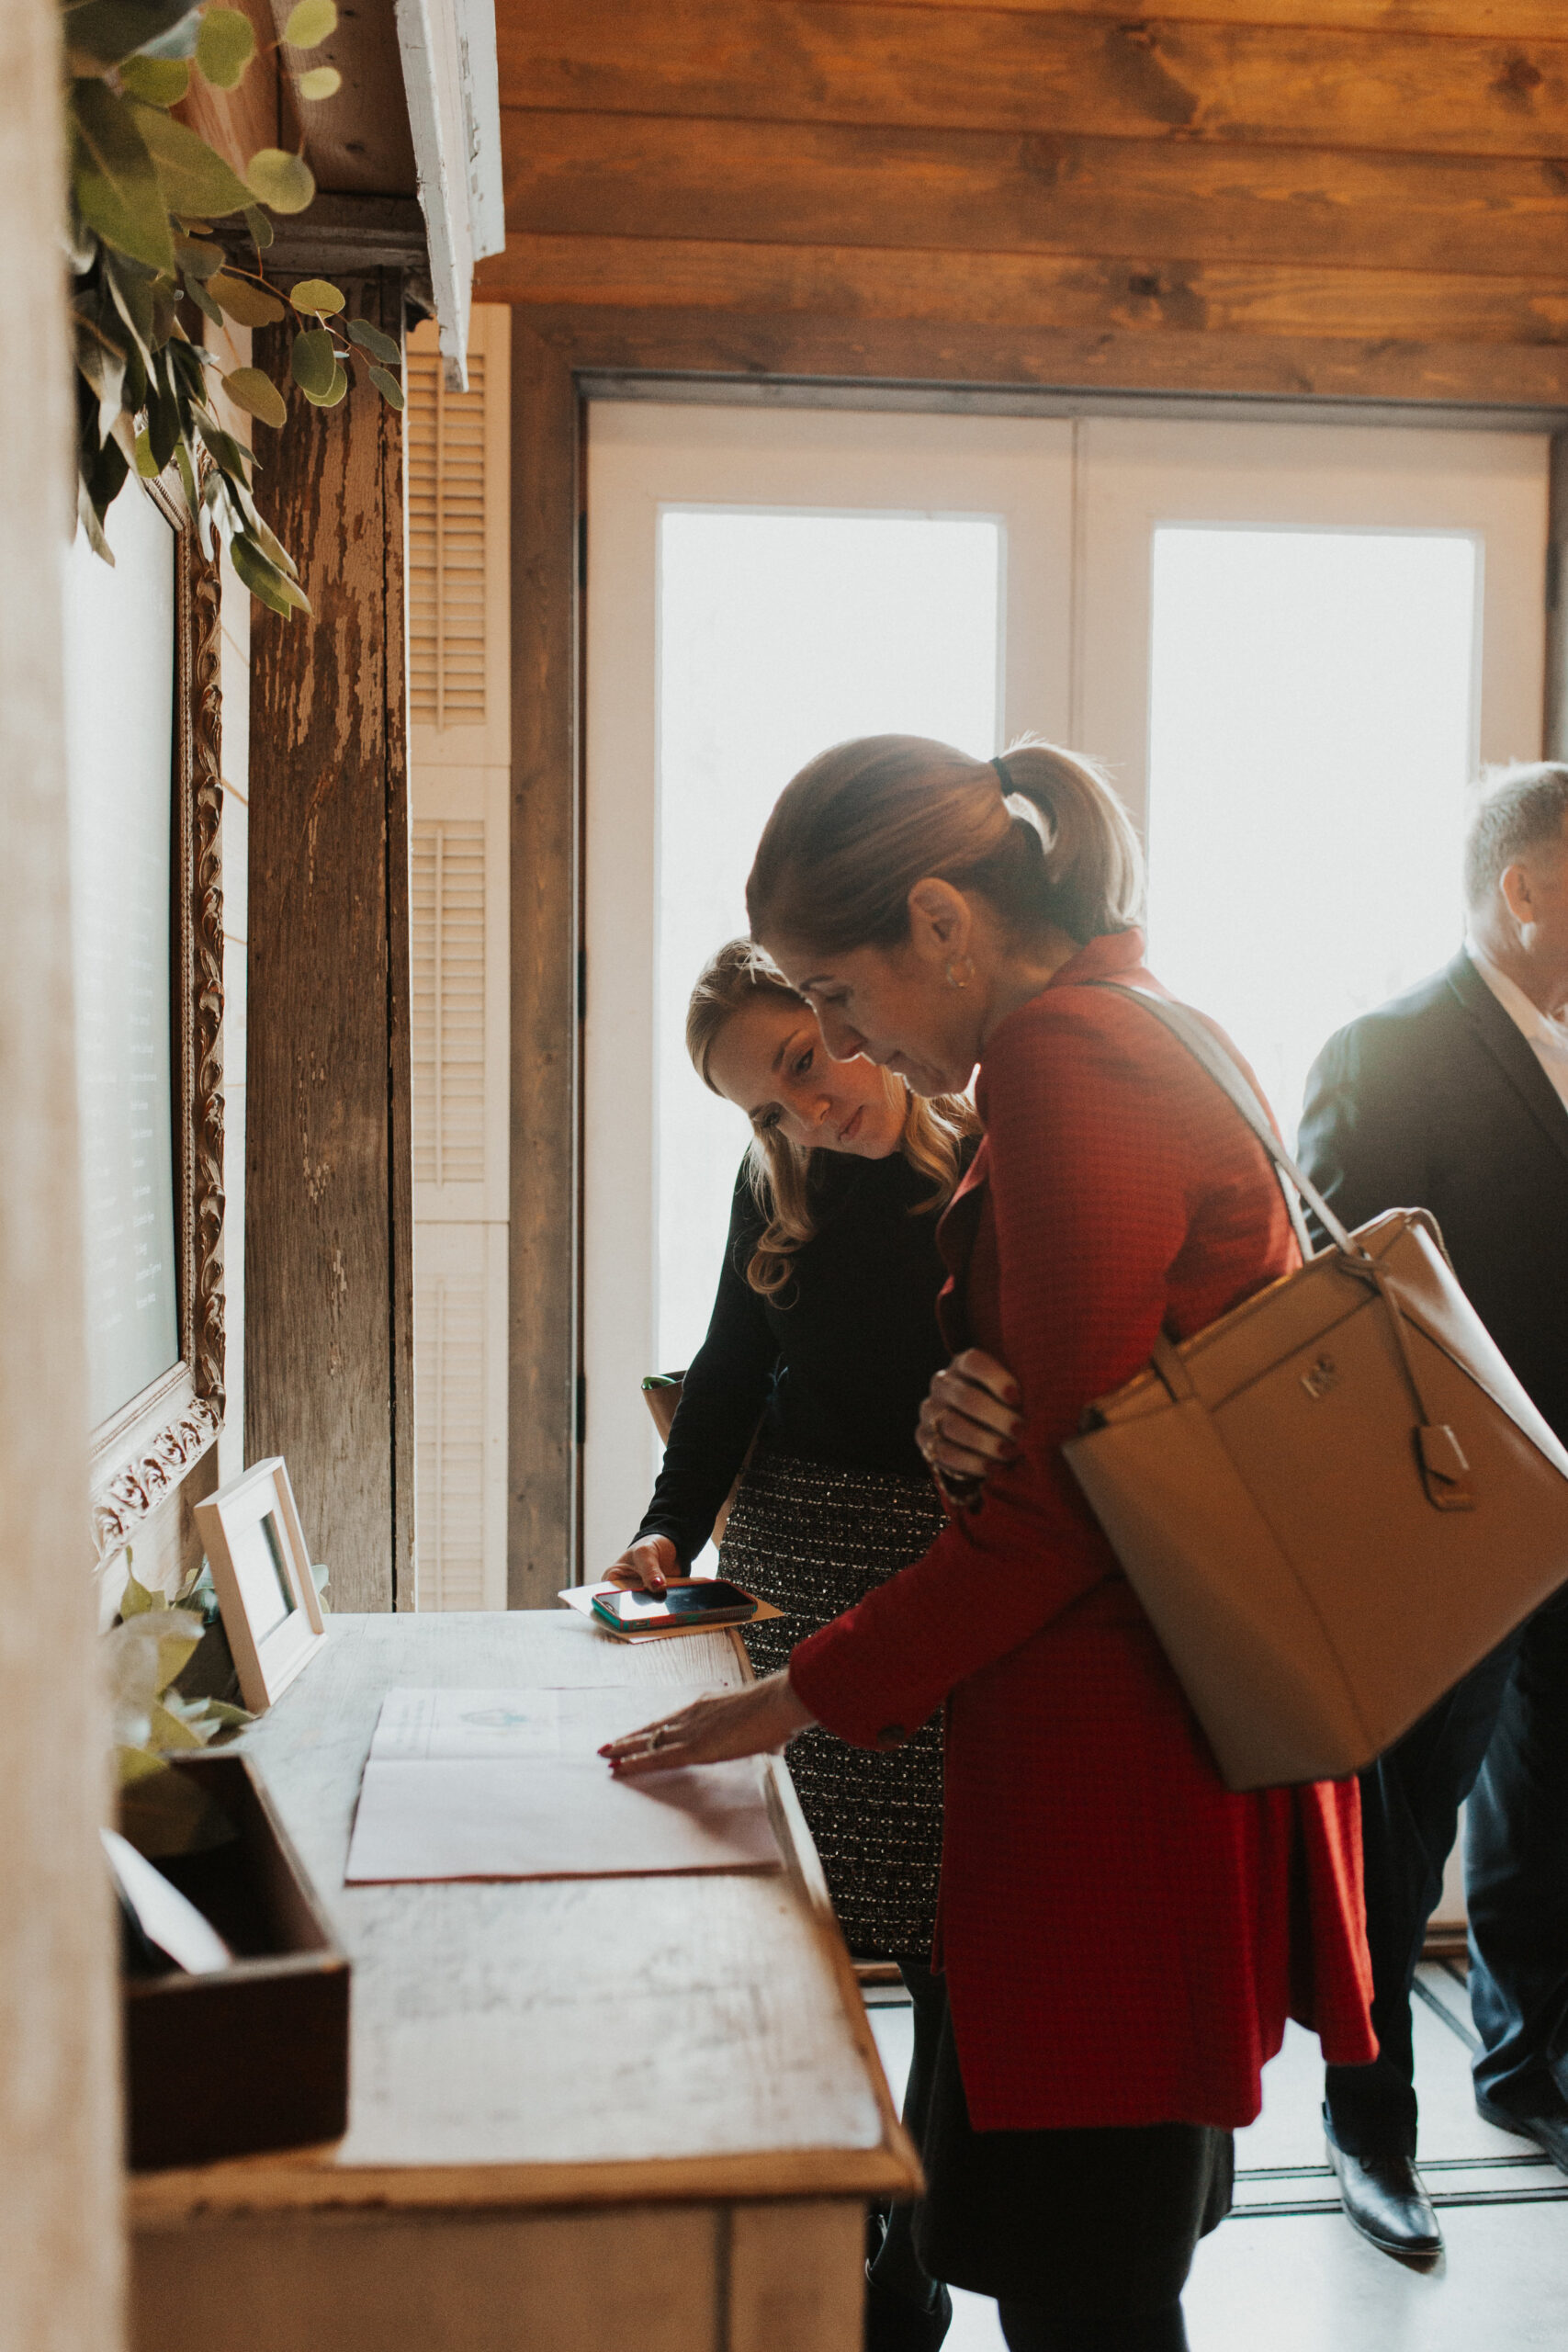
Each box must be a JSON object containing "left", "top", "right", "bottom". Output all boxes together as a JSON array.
[{"left": 989, "top": 754, "right": 1011, "bottom": 788}]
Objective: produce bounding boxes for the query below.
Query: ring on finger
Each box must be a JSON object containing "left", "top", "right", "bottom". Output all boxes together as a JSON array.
[{"left": 649, "top": 1725, "right": 669, "bottom": 1750}]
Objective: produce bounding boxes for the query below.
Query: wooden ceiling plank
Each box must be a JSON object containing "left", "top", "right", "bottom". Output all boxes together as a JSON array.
[
  {"left": 509, "top": 298, "right": 1568, "bottom": 404},
  {"left": 479, "top": 229, "right": 1568, "bottom": 349},
  {"left": 499, "top": 108, "right": 1568, "bottom": 283},
  {"left": 261, "top": 0, "right": 416, "bottom": 196},
  {"left": 786, "top": 1, "right": 1568, "bottom": 40},
  {"left": 498, "top": 0, "right": 1568, "bottom": 162}
]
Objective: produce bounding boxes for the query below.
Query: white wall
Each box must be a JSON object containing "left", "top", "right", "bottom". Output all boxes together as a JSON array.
[{"left": 0, "top": 0, "right": 125, "bottom": 2342}]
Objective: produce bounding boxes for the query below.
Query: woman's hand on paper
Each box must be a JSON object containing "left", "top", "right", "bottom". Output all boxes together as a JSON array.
[
  {"left": 918, "top": 1348, "right": 1022, "bottom": 1484},
  {"left": 603, "top": 1534, "right": 678, "bottom": 1594},
  {"left": 601, "top": 1669, "right": 815, "bottom": 1777}
]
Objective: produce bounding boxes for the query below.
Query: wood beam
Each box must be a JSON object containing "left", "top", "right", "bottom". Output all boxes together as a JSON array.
[
  {"left": 247, "top": 273, "right": 414, "bottom": 1612},
  {"left": 483, "top": 233, "right": 1568, "bottom": 352},
  {"left": 496, "top": 108, "right": 1568, "bottom": 284},
  {"left": 507, "top": 317, "right": 581, "bottom": 1604},
  {"left": 1545, "top": 430, "right": 1568, "bottom": 757},
  {"left": 789, "top": 2, "right": 1568, "bottom": 36},
  {"left": 499, "top": 1, "right": 1568, "bottom": 163}
]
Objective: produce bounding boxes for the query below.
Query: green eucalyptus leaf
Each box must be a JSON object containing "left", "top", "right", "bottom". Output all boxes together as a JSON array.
[
  {"left": 103, "top": 259, "right": 155, "bottom": 361},
  {"left": 183, "top": 270, "right": 224, "bottom": 327},
  {"left": 282, "top": 0, "right": 336, "bottom": 49},
  {"left": 231, "top": 532, "right": 311, "bottom": 616},
  {"left": 344, "top": 316, "right": 400, "bottom": 366},
  {"left": 243, "top": 202, "right": 274, "bottom": 253},
  {"left": 64, "top": 0, "right": 201, "bottom": 70},
  {"left": 131, "top": 6, "right": 203, "bottom": 62},
  {"left": 149, "top": 276, "right": 177, "bottom": 346},
  {"left": 71, "top": 80, "right": 175, "bottom": 274},
  {"left": 85, "top": 427, "right": 130, "bottom": 520},
  {"left": 250, "top": 510, "right": 299, "bottom": 581},
  {"left": 175, "top": 232, "right": 221, "bottom": 279},
  {"left": 147, "top": 1697, "right": 204, "bottom": 1749},
  {"left": 173, "top": 436, "right": 198, "bottom": 516},
  {"left": 129, "top": 99, "right": 252, "bottom": 217},
  {"left": 289, "top": 324, "right": 335, "bottom": 398},
  {"left": 74, "top": 314, "right": 129, "bottom": 439},
  {"left": 133, "top": 427, "right": 160, "bottom": 479},
  {"left": 245, "top": 147, "right": 315, "bottom": 216},
  {"left": 146, "top": 365, "right": 180, "bottom": 468},
  {"left": 303, "top": 359, "right": 347, "bottom": 409},
  {"left": 296, "top": 64, "right": 341, "bottom": 100},
  {"left": 118, "top": 1566, "right": 158, "bottom": 1617},
  {"left": 209, "top": 271, "right": 286, "bottom": 327},
  {"left": 76, "top": 477, "right": 116, "bottom": 561},
  {"left": 289, "top": 277, "right": 344, "bottom": 316},
  {"left": 367, "top": 364, "right": 404, "bottom": 412},
  {"left": 193, "top": 1698, "right": 254, "bottom": 1732},
  {"left": 222, "top": 366, "right": 287, "bottom": 429},
  {"left": 164, "top": 332, "right": 206, "bottom": 401},
  {"left": 118, "top": 52, "right": 188, "bottom": 105},
  {"left": 195, "top": 5, "right": 255, "bottom": 89},
  {"left": 194, "top": 413, "right": 252, "bottom": 480}
]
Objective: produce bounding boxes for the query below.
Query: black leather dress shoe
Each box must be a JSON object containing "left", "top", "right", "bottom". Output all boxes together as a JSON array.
[
  {"left": 1475, "top": 2093, "right": 1568, "bottom": 2177},
  {"left": 1324, "top": 2112, "right": 1441, "bottom": 2260},
  {"left": 864, "top": 2268, "right": 952, "bottom": 2352}
]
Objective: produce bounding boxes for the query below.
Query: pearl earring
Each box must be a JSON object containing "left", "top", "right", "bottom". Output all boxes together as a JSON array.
[{"left": 945, "top": 956, "right": 975, "bottom": 991}]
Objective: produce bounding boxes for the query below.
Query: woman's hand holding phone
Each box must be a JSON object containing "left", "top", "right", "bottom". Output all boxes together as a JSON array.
[
  {"left": 919, "top": 1348, "right": 1023, "bottom": 1487},
  {"left": 603, "top": 1534, "right": 678, "bottom": 1594}
]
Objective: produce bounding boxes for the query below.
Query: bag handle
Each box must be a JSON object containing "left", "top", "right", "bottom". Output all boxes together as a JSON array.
[
  {"left": 1089, "top": 983, "right": 1353, "bottom": 1261},
  {"left": 1091, "top": 983, "right": 1474, "bottom": 1512}
]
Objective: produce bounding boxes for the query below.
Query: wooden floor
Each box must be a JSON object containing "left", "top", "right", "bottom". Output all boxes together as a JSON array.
[{"left": 870, "top": 1961, "right": 1568, "bottom": 2351}]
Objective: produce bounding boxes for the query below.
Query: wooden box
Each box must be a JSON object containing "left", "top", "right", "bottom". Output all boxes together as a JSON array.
[{"left": 121, "top": 1750, "right": 350, "bottom": 2172}]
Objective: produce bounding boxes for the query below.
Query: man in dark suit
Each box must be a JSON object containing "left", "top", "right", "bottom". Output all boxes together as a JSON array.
[{"left": 1299, "top": 761, "right": 1568, "bottom": 2263}]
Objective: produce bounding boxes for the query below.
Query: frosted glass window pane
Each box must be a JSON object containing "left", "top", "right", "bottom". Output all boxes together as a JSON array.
[
  {"left": 62, "top": 493, "right": 181, "bottom": 1429},
  {"left": 657, "top": 508, "right": 1000, "bottom": 1373},
  {"left": 1145, "top": 527, "right": 1478, "bottom": 1147}
]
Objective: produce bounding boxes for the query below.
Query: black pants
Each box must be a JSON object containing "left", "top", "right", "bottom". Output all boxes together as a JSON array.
[
  {"left": 866, "top": 1962, "right": 952, "bottom": 2346},
  {"left": 1326, "top": 1589, "right": 1568, "bottom": 2157},
  {"left": 910, "top": 1989, "right": 1231, "bottom": 2347}
]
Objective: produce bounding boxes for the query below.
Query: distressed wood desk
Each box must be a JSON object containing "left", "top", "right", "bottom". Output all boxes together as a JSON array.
[{"left": 128, "top": 1611, "right": 918, "bottom": 2352}]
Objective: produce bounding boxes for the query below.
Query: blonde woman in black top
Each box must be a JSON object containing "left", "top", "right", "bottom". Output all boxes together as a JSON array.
[{"left": 605, "top": 939, "right": 978, "bottom": 2352}]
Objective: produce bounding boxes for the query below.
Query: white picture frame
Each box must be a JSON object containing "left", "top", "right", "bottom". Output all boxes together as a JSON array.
[{"left": 193, "top": 1457, "right": 326, "bottom": 1713}]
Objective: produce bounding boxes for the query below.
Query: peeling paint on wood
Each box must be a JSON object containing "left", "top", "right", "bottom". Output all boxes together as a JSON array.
[{"left": 247, "top": 273, "right": 413, "bottom": 1613}]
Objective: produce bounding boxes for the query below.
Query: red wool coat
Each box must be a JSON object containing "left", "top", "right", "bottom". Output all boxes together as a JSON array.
[{"left": 789, "top": 929, "right": 1376, "bottom": 2132}]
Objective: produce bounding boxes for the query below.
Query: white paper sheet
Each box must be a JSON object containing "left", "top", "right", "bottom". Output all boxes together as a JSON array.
[{"left": 345, "top": 1686, "right": 784, "bottom": 1883}]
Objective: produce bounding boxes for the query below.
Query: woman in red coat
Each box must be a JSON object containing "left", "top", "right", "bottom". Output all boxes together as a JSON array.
[{"left": 605, "top": 735, "right": 1375, "bottom": 2352}]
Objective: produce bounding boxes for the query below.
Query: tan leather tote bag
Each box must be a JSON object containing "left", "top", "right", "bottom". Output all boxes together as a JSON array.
[{"left": 1061, "top": 987, "right": 1568, "bottom": 1792}]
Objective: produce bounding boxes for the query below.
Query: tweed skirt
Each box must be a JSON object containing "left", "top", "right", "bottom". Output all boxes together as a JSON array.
[{"left": 718, "top": 1448, "right": 947, "bottom": 1958}]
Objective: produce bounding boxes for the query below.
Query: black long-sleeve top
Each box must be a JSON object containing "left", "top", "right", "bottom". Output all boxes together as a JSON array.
[{"left": 634, "top": 1148, "right": 965, "bottom": 1567}]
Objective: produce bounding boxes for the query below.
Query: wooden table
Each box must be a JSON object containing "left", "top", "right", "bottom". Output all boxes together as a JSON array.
[{"left": 128, "top": 1611, "right": 919, "bottom": 2352}]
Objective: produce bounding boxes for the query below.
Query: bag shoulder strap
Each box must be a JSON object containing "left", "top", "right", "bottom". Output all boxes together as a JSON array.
[{"left": 1088, "top": 983, "right": 1359, "bottom": 1261}]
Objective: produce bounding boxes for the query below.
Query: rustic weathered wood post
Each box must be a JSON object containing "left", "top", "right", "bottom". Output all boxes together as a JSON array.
[{"left": 247, "top": 268, "right": 415, "bottom": 1611}]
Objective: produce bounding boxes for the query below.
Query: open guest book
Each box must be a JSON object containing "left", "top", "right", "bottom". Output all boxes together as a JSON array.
[{"left": 344, "top": 1685, "right": 784, "bottom": 1883}]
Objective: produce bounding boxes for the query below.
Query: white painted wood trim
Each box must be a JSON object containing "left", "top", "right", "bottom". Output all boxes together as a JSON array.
[{"left": 394, "top": 0, "right": 505, "bottom": 390}]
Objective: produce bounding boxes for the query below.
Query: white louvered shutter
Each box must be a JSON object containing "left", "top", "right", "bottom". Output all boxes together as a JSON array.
[
  {"left": 412, "top": 819, "right": 487, "bottom": 1192},
  {"left": 408, "top": 308, "right": 511, "bottom": 1610}
]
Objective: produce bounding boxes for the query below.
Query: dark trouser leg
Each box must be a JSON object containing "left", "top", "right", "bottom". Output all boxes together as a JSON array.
[
  {"left": 866, "top": 1962, "right": 952, "bottom": 2346},
  {"left": 1467, "top": 1589, "right": 1568, "bottom": 2114},
  {"left": 998, "top": 2304, "right": 1188, "bottom": 2352},
  {"left": 1325, "top": 1631, "right": 1521, "bottom": 2158},
  {"left": 913, "top": 1997, "right": 1230, "bottom": 2333}
]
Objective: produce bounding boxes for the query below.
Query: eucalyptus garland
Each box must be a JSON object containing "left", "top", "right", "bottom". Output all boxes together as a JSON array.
[{"left": 65, "top": 0, "right": 405, "bottom": 617}]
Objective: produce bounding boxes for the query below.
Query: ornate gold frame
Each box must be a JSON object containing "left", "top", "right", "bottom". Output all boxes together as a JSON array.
[{"left": 87, "top": 488, "right": 225, "bottom": 1562}]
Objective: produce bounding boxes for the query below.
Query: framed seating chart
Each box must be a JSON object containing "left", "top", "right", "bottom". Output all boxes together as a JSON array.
[{"left": 62, "top": 482, "right": 225, "bottom": 1562}]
